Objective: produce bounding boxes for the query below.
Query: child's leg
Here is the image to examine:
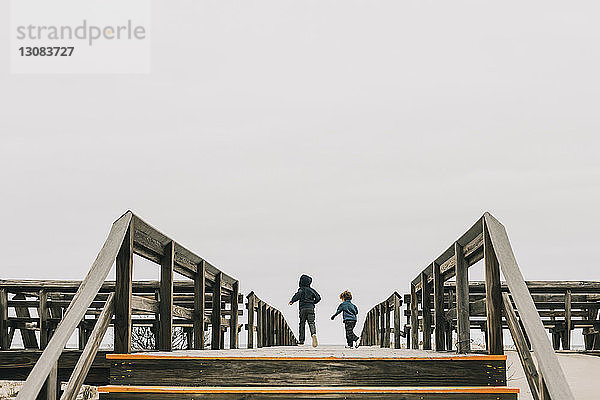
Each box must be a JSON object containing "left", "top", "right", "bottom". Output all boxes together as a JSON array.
[
  {"left": 298, "top": 309, "right": 307, "bottom": 344},
  {"left": 344, "top": 321, "right": 354, "bottom": 346},
  {"left": 307, "top": 310, "right": 316, "bottom": 336}
]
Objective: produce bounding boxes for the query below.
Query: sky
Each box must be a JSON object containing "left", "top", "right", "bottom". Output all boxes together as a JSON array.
[{"left": 0, "top": 1, "right": 599, "bottom": 345}]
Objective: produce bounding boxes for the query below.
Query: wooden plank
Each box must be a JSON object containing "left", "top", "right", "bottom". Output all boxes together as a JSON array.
[
  {"left": 393, "top": 294, "right": 401, "bottom": 349},
  {"left": 410, "top": 284, "right": 418, "bottom": 349},
  {"left": 61, "top": 293, "right": 114, "bottom": 400},
  {"left": 483, "top": 219, "right": 503, "bottom": 355},
  {"left": 421, "top": 272, "right": 432, "bottom": 350},
  {"left": 502, "top": 293, "right": 540, "bottom": 400},
  {"left": 160, "top": 241, "right": 174, "bottom": 351},
  {"left": 247, "top": 293, "right": 255, "bottom": 349},
  {"left": 108, "top": 357, "right": 508, "bottom": 387},
  {"left": 16, "top": 211, "right": 133, "bottom": 400},
  {"left": 256, "top": 300, "right": 263, "bottom": 348},
  {"left": 484, "top": 213, "right": 574, "bottom": 400},
  {"left": 211, "top": 272, "right": 222, "bottom": 349},
  {"left": 563, "top": 289, "right": 572, "bottom": 350},
  {"left": 194, "top": 260, "right": 206, "bottom": 350},
  {"left": 37, "top": 362, "right": 58, "bottom": 400},
  {"left": 433, "top": 262, "right": 445, "bottom": 351},
  {"left": 114, "top": 217, "right": 133, "bottom": 354},
  {"left": 230, "top": 281, "right": 239, "bottom": 349},
  {"left": 39, "top": 290, "right": 49, "bottom": 349},
  {"left": 455, "top": 242, "right": 470, "bottom": 353}
]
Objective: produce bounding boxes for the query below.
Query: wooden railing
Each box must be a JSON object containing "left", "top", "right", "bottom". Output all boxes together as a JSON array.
[
  {"left": 359, "top": 292, "right": 402, "bottom": 348},
  {"left": 246, "top": 292, "right": 297, "bottom": 348},
  {"left": 404, "top": 213, "right": 574, "bottom": 400},
  {"left": 12, "top": 211, "right": 242, "bottom": 400}
]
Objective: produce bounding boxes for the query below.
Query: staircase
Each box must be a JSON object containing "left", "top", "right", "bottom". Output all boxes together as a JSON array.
[{"left": 98, "top": 347, "right": 519, "bottom": 399}]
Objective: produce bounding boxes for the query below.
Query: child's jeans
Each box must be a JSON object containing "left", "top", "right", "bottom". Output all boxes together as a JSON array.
[
  {"left": 344, "top": 320, "right": 359, "bottom": 346},
  {"left": 298, "top": 308, "right": 316, "bottom": 343}
]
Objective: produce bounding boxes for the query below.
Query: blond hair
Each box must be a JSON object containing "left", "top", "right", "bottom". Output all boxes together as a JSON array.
[{"left": 340, "top": 290, "right": 352, "bottom": 301}]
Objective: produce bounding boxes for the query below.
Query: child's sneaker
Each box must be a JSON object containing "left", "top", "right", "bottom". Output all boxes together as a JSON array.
[
  {"left": 344, "top": 345, "right": 352, "bottom": 348},
  {"left": 354, "top": 339, "right": 360, "bottom": 348},
  {"left": 311, "top": 334, "right": 318, "bottom": 347}
]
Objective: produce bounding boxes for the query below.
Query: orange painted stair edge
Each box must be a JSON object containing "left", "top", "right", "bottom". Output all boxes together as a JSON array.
[
  {"left": 98, "top": 386, "right": 520, "bottom": 394},
  {"left": 105, "top": 354, "right": 507, "bottom": 361}
]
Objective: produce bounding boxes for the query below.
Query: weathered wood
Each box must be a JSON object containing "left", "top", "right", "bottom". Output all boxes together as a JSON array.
[
  {"left": 410, "top": 284, "right": 418, "bottom": 349},
  {"left": 1, "top": 289, "right": 11, "bottom": 349},
  {"left": 563, "top": 289, "right": 572, "bottom": 350},
  {"left": 194, "top": 260, "right": 206, "bottom": 350},
  {"left": 502, "top": 293, "right": 540, "bottom": 400},
  {"left": 230, "top": 281, "right": 239, "bottom": 349},
  {"left": 37, "top": 361, "right": 58, "bottom": 400},
  {"left": 433, "top": 262, "right": 445, "bottom": 351},
  {"left": 114, "top": 217, "right": 134, "bottom": 354},
  {"left": 454, "top": 242, "right": 470, "bottom": 353},
  {"left": 12, "top": 293, "right": 39, "bottom": 349},
  {"left": 159, "top": 241, "right": 174, "bottom": 351},
  {"left": 484, "top": 212, "right": 574, "bottom": 400},
  {"left": 108, "top": 356, "right": 508, "bottom": 387},
  {"left": 394, "top": 294, "right": 401, "bottom": 349},
  {"left": 421, "top": 271, "right": 432, "bottom": 350},
  {"left": 483, "top": 219, "right": 503, "bottom": 355},
  {"left": 16, "top": 211, "right": 133, "bottom": 400},
  {"left": 39, "top": 290, "right": 49, "bottom": 349},
  {"left": 211, "top": 272, "right": 222, "bottom": 349},
  {"left": 61, "top": 293, "right": 114, "bottom": 400},
  {"left": 247, "top": 293, "right": 255, "bottom": 349},
  {"left": 256, "top": 300, "right": 263, "bottom": 348}
]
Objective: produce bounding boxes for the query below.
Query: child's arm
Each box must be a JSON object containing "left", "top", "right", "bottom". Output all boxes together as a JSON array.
[
  {"left": 289, "top": 289, "right": 301, "bottom": 305},
  {"left": 331, "top": 303, "right": 343, "bottom": 320},
  {"left": 312, "top": 289, "right": 321, "bottom": 304}
]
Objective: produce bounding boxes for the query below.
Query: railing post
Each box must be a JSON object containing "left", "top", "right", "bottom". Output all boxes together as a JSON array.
[
  {"left": 159, "top": 241, "right": 174, "bottom": 351},
  {"left": 384, "top": 301, "right": 391, "bottom": 348},
  {"left": 153, "top": 289, "right": 160, "bottom": 349},
  {"left": 39, "top": 290, "right": 49, "bottom": 349},
  {"left": 0, "top": 288, "right": 8, "bottom": 350},
  {"left": 410, "top": 284, "right": 419, "bottom": 349},
  {"left": 394, "top": 295, "right": 401, "bottom": 349},
  {"left": 194, "top": 260, "right": 206, "bottom": 349},
  {"left": 483, "top": 219, "right": 503, "bottom": 355},
  {"left": 230, "top": 281, "right": 239, "bottom": 349},
  {"left": 455, "top": 241, "right": 470, "bottom": 353},
  {"left": 211, "top": 272, "right": 223, "bottom": 349},
  {"left": 256, "top": 300, "right": 263, "bottom": 348},
  {"left": 374, "top": 305, "right": 380, "bottom": 346},
  {"left": 115, "top": 219, "right": 133, "bottom": 353},
  {"left": 433, "top": 262, "right": 445, "bottom": 351},
  {"left": 562, "top": 289, "right": 572, "bottom": 350},
  {"left": 421, "top": 271, "right": 432, "bottom": 350},
  {"left": 247, "top": 293, "right": 255, "bottom": 349},
  {"left": 445, "top": 288, "right": 454, "bottom": 351}
]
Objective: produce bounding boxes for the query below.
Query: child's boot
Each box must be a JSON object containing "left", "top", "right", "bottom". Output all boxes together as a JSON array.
[{"left": 311, "top": 334, "right": 318, "bottom": 347}]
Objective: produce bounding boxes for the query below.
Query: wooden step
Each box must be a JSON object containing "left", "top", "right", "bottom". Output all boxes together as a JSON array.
[
  {"left": 98, "top": 385, "right": 519, "bottom": 399},
  {"left": 107, "top": 353, "right": 507, "bottom": 387}
]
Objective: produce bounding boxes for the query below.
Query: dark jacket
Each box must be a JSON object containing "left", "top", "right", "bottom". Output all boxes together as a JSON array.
[
  {"left": 290, "top": 274, "right": 321, "bottom": 310},
  {"left": 332, "top": 300, "right": 358, "bottom": 321}
]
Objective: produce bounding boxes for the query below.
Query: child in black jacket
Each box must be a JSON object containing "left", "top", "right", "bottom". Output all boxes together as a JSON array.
[
  {"left": 289, "top": 274, "right": 321, "bottom": 347},
  {"left": 331, "top": 290, "right": 359, "bottom": 348}
]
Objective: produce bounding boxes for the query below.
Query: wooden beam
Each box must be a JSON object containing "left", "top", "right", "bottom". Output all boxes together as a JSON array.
[
  {"left": 0, "top": 289, "right": 8, "bottom": 350},
  {"left": 484, "top": 213, "right": 574, "bottom": 400},
  {"left": 16, "top": 211, "right": 132, "bottom": 400},
  {"left": 114, "top": 217, "right": 134, "bottom": 354},
  {"left": 230, "top": 281, "right": 239, "bottom": 349},
  {"left": 159, "top": 241, "right": 174, "bottom": 351},
  {"left": 256, "top": 300, "right": 263, "bottom": 348},
  {"left": 433, "top": 262, "right": 445, "bottom": 351},
  {"left": 394, "top": 294, "right": 401, "bottom": 349},
  {"left": 483, "top": 219, "right": 503, "bottom": 355},
  {"left": 61, "top": 293, "right": 114, "bottom": 400},
  {"left": 39, "top": 290, "right": 49, "bottom": 349},
  {"left": 247, "top": 293, "right": 255, "bottom": 349},
  {"left": 455, "top": 242, "right": 470, "bottom": 353},
  {"left": 421, "top": 272, "right": 432, "bottom": 350},
  {"left": 410, "top": 284, "right": 418, "bottom": 349},
  {"left": 193, "top": 260, "right": 206, "bottom": 350},
  {"left": 563, "top": 289, "right": 572, "bottom": 350},
  {"left": 211, "top": 272, "right": 222, "bottom": 349}
]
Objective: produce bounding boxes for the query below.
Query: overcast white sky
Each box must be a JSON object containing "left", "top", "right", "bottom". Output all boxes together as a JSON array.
[{"left": 1, "top": 1, "right": 599, "bottom": 344}]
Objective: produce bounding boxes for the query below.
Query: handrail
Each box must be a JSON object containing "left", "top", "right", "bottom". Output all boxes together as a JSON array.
[
  {"left": 15, "top": 210, "right": 242, "bottom": 399},
  {"left": 406, "top": 212, "right": 574, "bottom": 400},
  {"left": 359, "top": 292, "right": 402, "bottom": 348},
  {"left": 246, "top": 291, "right": 297, "bottom": 348},
  {"left": 16, "top": 212, "right": 132, "bottom": 400}
]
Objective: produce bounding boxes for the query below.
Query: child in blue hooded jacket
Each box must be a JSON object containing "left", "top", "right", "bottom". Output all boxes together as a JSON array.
[{"left": 331, "top": 290, "right": 359, "bottom": 348}]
